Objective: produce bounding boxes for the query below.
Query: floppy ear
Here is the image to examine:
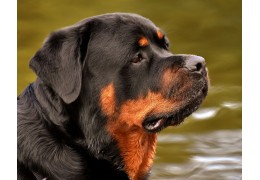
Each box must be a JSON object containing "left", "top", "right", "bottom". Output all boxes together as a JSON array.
[{"left": 30, "top": 22, "right": 92, "bottom": 104}]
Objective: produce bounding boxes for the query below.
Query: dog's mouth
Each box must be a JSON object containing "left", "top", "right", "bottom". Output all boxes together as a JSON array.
[
  {"left": 142, "top": 117, "right": 170, "bottom": 133},
  {"left": 142, "top": 86, "right": 208, "bottom": 133}
]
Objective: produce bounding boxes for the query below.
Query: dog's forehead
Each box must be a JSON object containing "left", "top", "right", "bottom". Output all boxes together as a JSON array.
[
  {"left": 90, "top": 13, "right": 158, "bottom": 35},
  {"left": 97, "top": 13, "right": 155, "bottom": 26}
]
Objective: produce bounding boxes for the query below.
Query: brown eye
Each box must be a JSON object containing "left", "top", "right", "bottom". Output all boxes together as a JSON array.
[{"left": 131, "top": 53, "right": 144, "bottom": 63}]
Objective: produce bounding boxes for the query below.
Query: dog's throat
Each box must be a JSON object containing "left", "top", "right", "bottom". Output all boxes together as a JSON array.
[{"left": 107, "top": 124, "right": 157, "bottom": 180}]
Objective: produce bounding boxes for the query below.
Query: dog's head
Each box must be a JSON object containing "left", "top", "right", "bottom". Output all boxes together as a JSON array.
[{"left": 30, "top": 13, "right": 208, "bottom": 179}]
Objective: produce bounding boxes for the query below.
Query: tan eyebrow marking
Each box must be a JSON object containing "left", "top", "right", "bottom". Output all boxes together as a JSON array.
[
  {"left": 138, "top": 36, "right": 149, "bottom": 47},
  {"left": 157, "top": 30, "right": 164, "bottom": 39}
]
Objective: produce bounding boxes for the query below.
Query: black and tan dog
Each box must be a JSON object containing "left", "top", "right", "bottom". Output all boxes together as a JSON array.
[{"left": 17, "top": 13, "right": 208, "bottom": 180}]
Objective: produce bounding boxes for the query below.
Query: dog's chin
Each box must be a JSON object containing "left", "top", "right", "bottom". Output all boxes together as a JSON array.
[{"left": 142, "top": 86, "right": 208, "bottom": 133}]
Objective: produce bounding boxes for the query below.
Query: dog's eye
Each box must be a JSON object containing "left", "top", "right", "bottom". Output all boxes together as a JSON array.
[{"left": 131, "top": 53, "right": 144, "bottom": 63}]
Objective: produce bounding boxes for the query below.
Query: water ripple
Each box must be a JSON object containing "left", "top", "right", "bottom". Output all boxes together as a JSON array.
[
  {"left": 191, "top": 107, "right": 220, "bottom": 120},
  {"left": 221, "top": 101, "right": 242, "bottom": 109},
  {"left": 152, "top": 130, "right": 241, "bottom": 180}
]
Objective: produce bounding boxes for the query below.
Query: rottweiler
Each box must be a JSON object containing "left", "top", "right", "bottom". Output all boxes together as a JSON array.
[{"left": 17, "top": 13, "right": 209, "bottom": 180}]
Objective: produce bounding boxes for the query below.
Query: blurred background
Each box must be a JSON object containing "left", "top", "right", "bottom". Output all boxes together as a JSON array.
[{"left": 18, "top": 0, "right": 241, "bottom": 179}]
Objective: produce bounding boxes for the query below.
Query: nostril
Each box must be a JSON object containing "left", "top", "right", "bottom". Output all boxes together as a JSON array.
[
  {"left": 185, "top": 55, "right": 205, "bottom": 73},
  {"left": 196, "top": 62, "right": 202, "bottom": 72}
]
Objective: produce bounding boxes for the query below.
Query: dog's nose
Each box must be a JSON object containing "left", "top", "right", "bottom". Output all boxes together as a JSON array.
[{"left": 185, "top": 55, "right": 206, "bottom": 73}]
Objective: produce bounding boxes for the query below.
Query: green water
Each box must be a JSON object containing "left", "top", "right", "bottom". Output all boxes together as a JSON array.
[{"left": 18, "top": 0, "right": 242, "bottom": 179}]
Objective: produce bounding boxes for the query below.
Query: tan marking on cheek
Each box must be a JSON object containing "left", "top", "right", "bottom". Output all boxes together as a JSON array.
[
  {"left": 104, "top": 91, "right": 176, "bottom": 179},
  {"left": 100, "top": 83, "right": 116, "bottom": 117},
  {"left": 162, "top": 68, "right": 179, "bottom": 90},
  {"left": 162, "top": 67, "right": 198, "bottom": 102},
  {"left": 118, "top": 92, "right": 174, "bottom": 127},
  {"left": 138, "top": 36, "right": 149, "bottom": 47},
  {"left": 157, "top": 30, "right": 164, "bottom": 39}
]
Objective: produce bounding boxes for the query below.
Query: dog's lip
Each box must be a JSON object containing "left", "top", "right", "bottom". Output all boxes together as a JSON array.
[
  {"left": 142, "top": 86, "right": 207, "bottom": 133},
  {"left": 142, "top": 118, "right": 166, "bottom": 132},
  {"left": 142, "top": 114, "right": 185, "bottom": 133}
]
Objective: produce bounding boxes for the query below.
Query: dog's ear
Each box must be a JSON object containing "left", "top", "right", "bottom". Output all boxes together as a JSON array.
[{"left": 30, "top": 22, "right": 92, "bottom": 104}]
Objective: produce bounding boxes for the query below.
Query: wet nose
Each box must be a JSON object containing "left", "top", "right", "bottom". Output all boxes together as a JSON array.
[{"left": 185, "top": 55, "right": 206, "bottom": 73}]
